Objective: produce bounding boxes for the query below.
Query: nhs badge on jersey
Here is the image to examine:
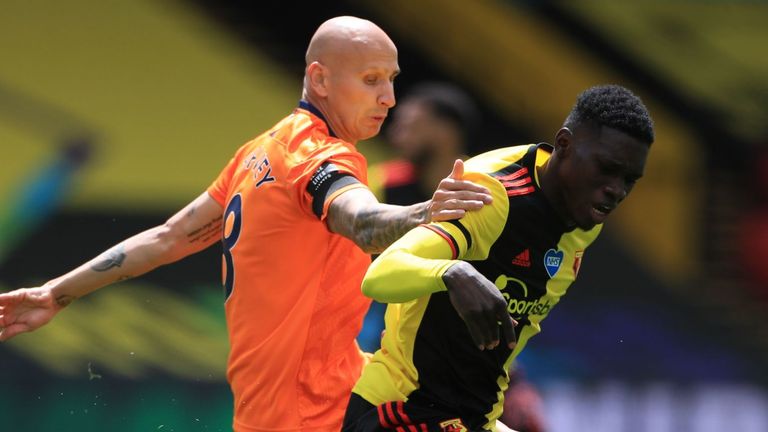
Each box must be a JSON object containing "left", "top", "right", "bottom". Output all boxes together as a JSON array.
[{"left": 543, "top": 248, "right": 564, "bottom": 278}]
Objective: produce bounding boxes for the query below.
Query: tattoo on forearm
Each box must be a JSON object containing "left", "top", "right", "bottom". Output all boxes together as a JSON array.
[
  {"left": 55, "top": 295, "right": 76, "bottom": 308},
  {"left": 187, "top": 216, "right": 223, "bottom": 244},
  {"left": 91, "top": 243, "right": 126, "bottom": 272},
  {"left": 339, "top": 206, "right": 423, "bottom": 254}
]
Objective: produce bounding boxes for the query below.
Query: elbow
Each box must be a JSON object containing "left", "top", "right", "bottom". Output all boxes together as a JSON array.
[
  {"left": 360, "top": 274, "right": 376, "bottom": 299},
  {"left": 356, "top": 240, "right": 383, "bottom": 255},
  {"left": 154, "top": 223, "right": 187, "bottom": 264},
  {"left": 360, "top": 260, "right": 384, "bottom": 299}
]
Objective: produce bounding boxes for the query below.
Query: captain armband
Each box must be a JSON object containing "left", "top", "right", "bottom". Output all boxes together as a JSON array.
[{"left": 307, "top": 162, "right": 360, "bottom": 219}]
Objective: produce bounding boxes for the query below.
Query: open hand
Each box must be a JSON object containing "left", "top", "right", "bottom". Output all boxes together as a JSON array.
[
  {"left": 0, "top": 287, "right": 63, "bottom": 341},
  {"left": 429, "top": 159, "right": 492, "bottom": 222}
]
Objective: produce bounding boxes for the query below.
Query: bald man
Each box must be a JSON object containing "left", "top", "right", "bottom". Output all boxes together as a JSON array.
[{"left": 0, "top": 16, "right": 501, "bottom": 432}]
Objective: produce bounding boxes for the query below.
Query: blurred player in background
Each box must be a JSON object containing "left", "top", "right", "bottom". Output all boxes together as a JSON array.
[
  {"left": 0, "top": 137, "right": 92, "bottom": 264},
  {"left": 343, "top": 84, "right": 655, "bottom": 431},
  {"left": 0, "top": 16, "right": 493, "bottom": 432},
  {"left": 365, "top": 81, "right": 546, "bottom": 431},
  {"left": 370, "top": 81, "right": 480, "bottom": 206}
]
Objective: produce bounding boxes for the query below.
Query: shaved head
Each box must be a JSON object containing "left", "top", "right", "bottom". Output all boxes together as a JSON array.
[
  {"left": 305, "top": 16, "right": 395, "bottom": 67},
  {"left": 301, "top": 16, "right": 399, "bottom": 144}
]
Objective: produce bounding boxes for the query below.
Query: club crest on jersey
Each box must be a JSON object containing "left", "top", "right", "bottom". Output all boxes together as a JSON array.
[
  {"left": 439, "top": 418, "right": 468, "bottom": 432},
  {"left": 543, "top": 248, "right": 564, "bottom": 278}
]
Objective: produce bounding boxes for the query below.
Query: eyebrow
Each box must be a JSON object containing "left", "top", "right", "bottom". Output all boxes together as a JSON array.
[{"left": 597, "top": 155, "right": 643, "bottom": 177}]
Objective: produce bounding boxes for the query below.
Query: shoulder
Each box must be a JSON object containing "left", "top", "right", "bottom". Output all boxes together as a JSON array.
[{"left": 464, "top": 144, "right": 535, "bottom": 174}]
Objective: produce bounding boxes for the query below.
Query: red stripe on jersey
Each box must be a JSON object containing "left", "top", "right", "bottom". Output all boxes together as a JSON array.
[
  {"left": 507, "top": 186, "right": 536, "bottom": 197},
  {"left": 386, "top": 402, "right": 398, "bottom": 425},
  {"left": 378, "top": 404, "right": 392, "bottom": 428},
  {"left": 501, "top": 176, "right": 532, "bottom": 188},
  {"left": 422, "top": 225, "right": 458, "bottom": 259},
  {"left": 396, "top": 401, "right": 418, "bottom": 431},
  {"left": 420, "top": 424, "right": 428, "bottom": 432},
  {"left": 495, "top": 167, "right": 529, "bottom": 181}
]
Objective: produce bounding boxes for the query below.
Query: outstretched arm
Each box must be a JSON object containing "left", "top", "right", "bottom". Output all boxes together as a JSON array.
[
  {"left": 327, "top": 159, "right": 492, "bottom": 254},
  {"left": 0, "top": 191, "right": 223, "bottom": 341}
]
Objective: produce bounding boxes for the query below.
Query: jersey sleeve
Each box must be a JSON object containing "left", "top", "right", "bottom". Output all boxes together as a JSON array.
[
  {"left": 361, "top": 225, "right": 458, "bottom": 303},
  {"left": 430, "top": 171, "right": 510, "bottom": 260},
  {"left": 291, "top": 141, "right": 369, "bottom": 220},
  {"left": 207, "top": 146, "right": 245, "bottom": 206},
  {"left": 360, "top": 172, "right": 509, "bottom": 303}
]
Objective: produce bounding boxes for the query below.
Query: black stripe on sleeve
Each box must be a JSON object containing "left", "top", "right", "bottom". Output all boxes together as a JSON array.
[
  {"left": 428, "top": 225, "right": 460, "bottom": 259},
  {"left": 307, "top": 162, "right": 360, "bottom": 219},
  {"left": 446, "top": 220, "right": 472, "bottom": 250}
]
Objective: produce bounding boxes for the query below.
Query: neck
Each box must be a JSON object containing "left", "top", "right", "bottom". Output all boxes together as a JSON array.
[
  {"left": 536, "top": 157, "right": 575, "bottom": 227},
  {"left": 302, "top": 95, "right": 353, "bottom": 144}
]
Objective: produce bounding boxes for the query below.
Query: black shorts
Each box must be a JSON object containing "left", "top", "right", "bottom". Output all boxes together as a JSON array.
[{"left": 341, "top": 392, "right": 488, "bottom": 432}]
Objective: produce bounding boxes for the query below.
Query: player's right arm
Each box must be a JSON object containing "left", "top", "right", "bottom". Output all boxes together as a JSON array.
[{"left": 0, "top": 191, "right": 223, "bottom": 341}]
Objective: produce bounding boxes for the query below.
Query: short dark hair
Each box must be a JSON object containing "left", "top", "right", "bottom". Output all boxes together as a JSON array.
[
  {"left": 564, "top": 84, "right": 655, "bottom": 145},
  {"left": 404, "top": 81, "right": 480, "bottom": 146}
]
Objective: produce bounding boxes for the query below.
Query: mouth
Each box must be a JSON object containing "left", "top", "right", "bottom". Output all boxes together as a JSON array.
[
  {"left": 590, "top": 203, "right": 614, "bottom": 222},
  {"left": 594, "top": 203, "right": 613, "bottom": 214}
]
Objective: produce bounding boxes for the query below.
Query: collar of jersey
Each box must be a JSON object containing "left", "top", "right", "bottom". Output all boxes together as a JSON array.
[{"left": 298, "top": 100, "right": 337, "bottom": 138}]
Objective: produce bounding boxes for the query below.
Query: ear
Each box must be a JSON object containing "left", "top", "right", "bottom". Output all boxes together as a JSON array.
[
  {"left": 306, "top": 61, "right": 329, "bottom": 97},
  {"left": 554, "top": 127, "right": 573, "bottom": 154}
]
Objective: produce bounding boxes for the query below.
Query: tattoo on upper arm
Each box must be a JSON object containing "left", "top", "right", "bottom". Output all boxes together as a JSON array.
[
  {"left": 91, "top": 244, "right": 126, "bottom": 272},
  {"left": 187, "top": 215, "right": 223, "bottom": 244}
]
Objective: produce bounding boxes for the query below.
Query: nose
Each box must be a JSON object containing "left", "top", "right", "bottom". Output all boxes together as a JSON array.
[
  {"left": 604, "top": 178, "right": 628, "bottom": 203},
  {"left": 379, "top": 82, "right": 396, "bottom": 108}
]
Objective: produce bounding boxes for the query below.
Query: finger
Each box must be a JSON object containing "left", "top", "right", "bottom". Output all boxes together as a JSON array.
[
  {"left": 466, "top": 321, "right": 489, "bottom": 351},
  {"left": 0, "top": 290, "right": 30, "bottom": 305},
  {"left": 448, "top": 159, "right": 464, "bottom": 180},
  {"left": 500, "top": 314, "right": 518, "bottom": 349},
  {"left": 431, "top": 209, "right": 466, "bottom": 222},
  {"left": 436, "top": 198, "right": 486, "bottom": 211},
  {"left": 437, "top": 188, "right": 492, "bottom": 206},
  {"left": 439, "top": 179, "right": 491, "bottom": 196},
  {"left": 471, "top": 313, "right": 498, "bottom": 351},
  {"left": 485, "top": 314, "right": 501, "bottom": 350},
  {"left": 0, "top": 323, "right": 30, "bottom": 342}
]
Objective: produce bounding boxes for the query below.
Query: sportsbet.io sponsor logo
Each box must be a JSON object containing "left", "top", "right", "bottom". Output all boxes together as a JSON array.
[{"left": 494, "top": 274, "right": 552, "bottom": 317}]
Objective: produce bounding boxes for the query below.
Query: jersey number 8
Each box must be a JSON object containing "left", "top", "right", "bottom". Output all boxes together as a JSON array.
[{"left": 222, "top": 193, "right": 242, "bottom": 300}]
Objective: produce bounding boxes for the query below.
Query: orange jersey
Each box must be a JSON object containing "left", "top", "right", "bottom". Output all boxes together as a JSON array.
[{"left": 207, "top": 102, "right": 373, "bottom": 431}]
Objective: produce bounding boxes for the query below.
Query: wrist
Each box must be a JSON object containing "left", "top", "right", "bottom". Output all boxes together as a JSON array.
[
  {"left": 417, "top": 201, "right": 431, "bottom": 225},
  {"left": 45, "top": 279, "right": 77, "bottom": 309},
  {"left": 441, "top": 261, "right": 467, "bottom": 292}
]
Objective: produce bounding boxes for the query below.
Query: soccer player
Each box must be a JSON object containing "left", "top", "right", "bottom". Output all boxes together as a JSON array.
[
  {"left": 342, "top": 84, "right": 655, "bottom": 431},
  {"left": 0, "top": 16, "right": 499, "bottom": 432},
  {"left": 368, "top": 81, "right": 547, "bottom": 431}
]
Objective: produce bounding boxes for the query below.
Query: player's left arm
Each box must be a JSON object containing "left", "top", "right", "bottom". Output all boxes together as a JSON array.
[
  {"left": 361, "top": 172, "right": 517, "bottom": 350},
  {"left": 327, "top": 159, "right": 491, "bottom": 253}
]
